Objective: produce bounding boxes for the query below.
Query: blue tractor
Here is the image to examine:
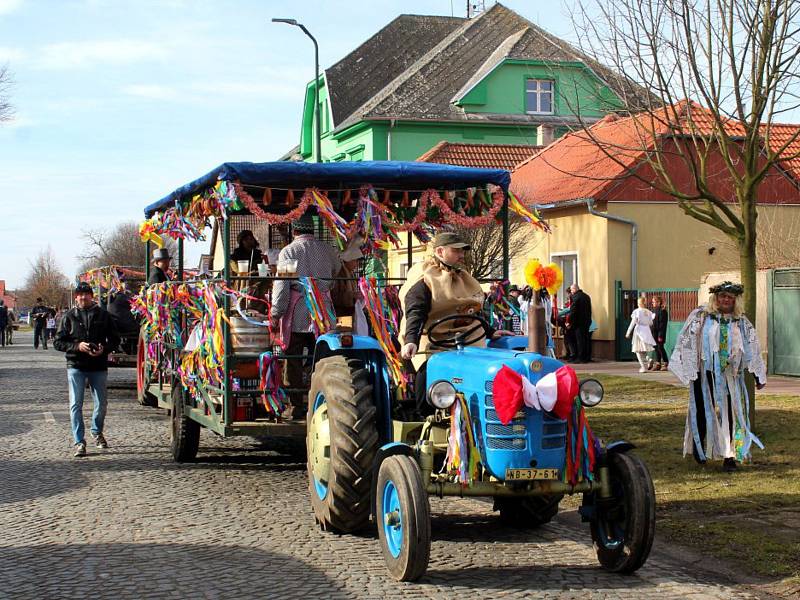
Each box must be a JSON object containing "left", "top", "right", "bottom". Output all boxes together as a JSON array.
[{"left": 307, "top": 313, "right": 656, "bottom": 581}]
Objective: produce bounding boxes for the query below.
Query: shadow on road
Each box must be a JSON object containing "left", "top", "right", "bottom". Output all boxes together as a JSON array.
[{"left": 0, "top": 543, "right": 350, "bottom": 598}]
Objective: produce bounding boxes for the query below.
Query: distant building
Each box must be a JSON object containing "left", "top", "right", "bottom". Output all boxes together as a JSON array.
[
  {"left": 281, "top": 3, "right": 645, "bottom": 162},
  {"left": 0, "top": 280, "right": 17, "bottom": 310}
]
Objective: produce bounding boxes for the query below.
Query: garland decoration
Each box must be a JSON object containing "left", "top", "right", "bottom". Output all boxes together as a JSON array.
[
  {"left": 310, "top": 188, "right": 349, "bottom": 248},
  {"left": 139, "top": 219, "right": 165, "bottom": 248},
  {"left": 508, "top": 191, "right": 551, "bottom": 232},
  {"left": 358, "top": 277, "right": 409, "bottom": 394},
  {"left": 429, "top": 186, "right": 505, "bottom": 227},
  {"left": 132, "top": 281, "right": 227, "bottom": 398},
  {"left": 298, "top": 276, "right": 336, "bottom": 336},
  {"left": 258, "top": 351, "right": 287, "bottom": 418},
  {"left": 351, "top": 187, "right": 401, "bottom": 255},
  {"left": 484, "top": 281, "right": 518, "bottom": 329},
  {"left": 233, "top": 182, "right": 314, "bottom": 225},
  {"left": 443, "top": 394, "right": 481, "bottom": 485},
  {"left": 79, "top": 266, "right": 145, "bottom": 295},
  {"left": 563, "top": 398, "right": 600, "bottom": 485}
]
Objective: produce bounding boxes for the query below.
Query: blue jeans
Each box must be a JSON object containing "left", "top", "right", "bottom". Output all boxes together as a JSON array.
[{"left": 68, "top": 368, "right": 108, "bottom": 444}]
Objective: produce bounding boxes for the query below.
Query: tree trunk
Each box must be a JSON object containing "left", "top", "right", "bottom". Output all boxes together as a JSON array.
[{"left": 739, "top": 200, "right": 758, "bottom": 426}]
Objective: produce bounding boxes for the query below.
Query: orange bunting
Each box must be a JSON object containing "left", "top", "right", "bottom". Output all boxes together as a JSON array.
[
  {"left": 262, "top": 188, "right": 272, "bottom": 205},
  {"left": 286, "top": 189, "right": 295, "bottom": 207}
]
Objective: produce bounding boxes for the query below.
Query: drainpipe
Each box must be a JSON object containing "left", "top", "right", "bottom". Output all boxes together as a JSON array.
[
  {"left": 585, "top": 198, "right": 638, "bottom": 288},
  {"left": 536, "top": 197, "right": 638, "bottom": 287},
  {"left": 387, "top": 119, "right": 396, "bottom": 160}
]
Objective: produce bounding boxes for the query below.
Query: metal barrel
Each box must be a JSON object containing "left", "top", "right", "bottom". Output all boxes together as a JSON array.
[{"left": 229, "top": 316, "right": 271, "bottom": 353}]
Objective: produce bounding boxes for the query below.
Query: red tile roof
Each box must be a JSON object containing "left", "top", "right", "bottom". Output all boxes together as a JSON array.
[
  {"left": 417, "top": 141, "right": 542, "bottom": 171},
  {"left": 512, "top": 102, "right": 800, "bottom": 205}
]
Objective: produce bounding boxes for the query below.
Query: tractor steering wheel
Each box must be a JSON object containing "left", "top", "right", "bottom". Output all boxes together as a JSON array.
[{"left": 427, "top": 313, "right": 491, "bottom": 349}]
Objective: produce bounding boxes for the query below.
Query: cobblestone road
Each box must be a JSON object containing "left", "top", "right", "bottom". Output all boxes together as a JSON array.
[{"left": 0, "top": 333, "right": 773, "bottom": 599}]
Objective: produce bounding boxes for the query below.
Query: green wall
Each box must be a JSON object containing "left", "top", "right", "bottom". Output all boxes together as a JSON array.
[
  {"left": 459, "top": 59, "right": 622, "bottom": 118},
  {"left": 296, "top": 59, "right": 623, "bottom": 162}
]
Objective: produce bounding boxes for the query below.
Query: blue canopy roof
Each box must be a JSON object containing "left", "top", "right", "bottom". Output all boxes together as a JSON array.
[{"left": 144, "top": 160, "right": 511, "bottom": 217}]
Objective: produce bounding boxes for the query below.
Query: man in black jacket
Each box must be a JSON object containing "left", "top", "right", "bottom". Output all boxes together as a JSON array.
[
  {"left": 30, "top": 298, "right": 52, "bottom": 349},
  {"left": 567, "top": 283, "right": 592, "bottom": 362},
  {"left": 148, "top": 248, "right": 172, "bottom": 285},
  {"left": 54, "top": 282, "right": 120, "bottom": 457}
]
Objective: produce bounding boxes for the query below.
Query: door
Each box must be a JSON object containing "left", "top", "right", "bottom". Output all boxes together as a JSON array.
[{"left": 771, "top": 269, "right": 800, "bottom": 376}]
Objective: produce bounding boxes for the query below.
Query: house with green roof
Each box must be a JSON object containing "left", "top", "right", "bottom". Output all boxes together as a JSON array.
[{"left": 281, "top": 3, "right": 643, "bottom": 163}]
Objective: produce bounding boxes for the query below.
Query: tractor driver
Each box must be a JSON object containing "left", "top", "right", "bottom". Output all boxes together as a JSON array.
[{"left": 399, "top": 231, "right": 512, "bottom": 414}]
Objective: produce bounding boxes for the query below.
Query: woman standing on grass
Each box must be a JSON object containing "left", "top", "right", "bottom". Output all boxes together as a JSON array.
[
  {"left": 626, "top": 296, "right": 656, "bottom": 372},
  {"left": 669, "top": 282, "right": 766, "bottom": 472}
]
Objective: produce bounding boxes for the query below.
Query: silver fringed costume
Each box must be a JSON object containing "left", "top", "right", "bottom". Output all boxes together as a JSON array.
[{"left": 668, "top": 307, "right": 767, "bottom": 462}]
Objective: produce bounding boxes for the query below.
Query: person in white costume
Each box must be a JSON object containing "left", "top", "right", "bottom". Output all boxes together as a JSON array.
[
  {"left": 625, "top": 297, "right": 656, "bottom": 372},
  {"left": 668, "top": 282, "right": 766, "bottom": 472}
]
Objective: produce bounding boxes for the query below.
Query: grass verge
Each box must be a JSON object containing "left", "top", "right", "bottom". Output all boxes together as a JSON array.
[{"left": 585, "top": 374, "right": 800, "bottom": 580}]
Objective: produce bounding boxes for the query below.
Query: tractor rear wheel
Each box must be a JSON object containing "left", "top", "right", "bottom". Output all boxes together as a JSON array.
[
  {"left": 170, "top": 384, "right": 200, "bottom": 463},
  {"left": 375, "top": 455, "right": 431, "bottom": 581},
  {"left": 136, "top": 334, "right": 157, "bottom": 407},
  {"left": 494, "top": 494, "right": 562, "bottom": 529},
  {"left": 585, "top": 451, "right": 655, "bottom": 574},
  {"left": 307, "top": 356, "right": 378, "bottom": 533}
]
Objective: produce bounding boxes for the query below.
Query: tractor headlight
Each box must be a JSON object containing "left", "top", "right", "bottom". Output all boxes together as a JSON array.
[
  {"left": 579, "top": 378, "right": 604, "bottom": 407},
  {"left": 427, "top": 380, "right": 457, "bottom": 409}
]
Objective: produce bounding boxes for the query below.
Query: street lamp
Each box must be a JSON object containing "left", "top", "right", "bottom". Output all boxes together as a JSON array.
[{"left": 272, "top": 18, "right": 321, "bottom": 163}]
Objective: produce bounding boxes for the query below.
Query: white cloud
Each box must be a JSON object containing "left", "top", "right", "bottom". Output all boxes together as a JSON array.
[
  {"left": 37, "top": 39, "right": 167, "bottom": 70},
  {"left": 0, "top": 46, "right": 24, "bottom": 62},
  {"left": 122, "top": 84, "right": 179, "bottom": 101},
  {"left": 0, "top": 0, "right": 22, "bottom": 15}
]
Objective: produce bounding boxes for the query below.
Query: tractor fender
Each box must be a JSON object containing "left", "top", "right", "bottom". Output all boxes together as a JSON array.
[
  {"left": 604, "top": 440, "right": 637, "bottom": 455},
  {"left": 370, "top": 442, "right": 416, "bottom": 518}
]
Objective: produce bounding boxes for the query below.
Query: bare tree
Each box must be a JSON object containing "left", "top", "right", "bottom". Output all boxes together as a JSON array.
[
  {"left": 78, "top": 221, "right": 175, "bottom": 272},
  {"left": 568, "top": 0, "right": 800, "bottom": 422},
  {"left": 454, "top": 217, "right": 531, "bottom": 281},
  {"left": 0, "top": 65, "right": 13, "bottom": 123},
  {"left": 20, "top": 247, "right": 71, "bottom": 308},
  {"left": 569, "top": 0, "right": 800, "bottom": 320}
]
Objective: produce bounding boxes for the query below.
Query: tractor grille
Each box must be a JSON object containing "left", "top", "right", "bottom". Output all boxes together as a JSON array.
[
  {"left": 487, "top": 422, "right": 527, "bottom": 436},
  {"left": 485, "top": 380, "right": 494, "bottom": 393},
  {"left": 487, "top": 437, "right": 527, "bottom": 450},
  {"left": 541, "top": 412, "right": 567, "bottom": 450},
  {"left": 484, "top": 404, "right": 526, "bottom": 451}
]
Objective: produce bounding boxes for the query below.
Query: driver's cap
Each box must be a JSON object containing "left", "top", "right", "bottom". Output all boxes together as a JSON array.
[{"left": 433, "top": 231, "right": 470, "bottom": 250}]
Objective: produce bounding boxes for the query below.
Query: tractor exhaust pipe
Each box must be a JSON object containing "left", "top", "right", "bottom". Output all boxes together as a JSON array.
[{"left": 527, "top": 300, "right": 547, "bottom": 354}]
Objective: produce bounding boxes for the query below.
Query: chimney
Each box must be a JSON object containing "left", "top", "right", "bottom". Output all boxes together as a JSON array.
[{"left": 537, "top": 124, "right": 555, "bottom": 146}]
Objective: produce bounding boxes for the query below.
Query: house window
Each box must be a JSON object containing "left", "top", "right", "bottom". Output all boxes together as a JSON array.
[
  {"left": 525, "top": 79, "right": 554, "bottom": 114},
  {"left": 552, "top": 253, "right": 578, "bottom": 306}
]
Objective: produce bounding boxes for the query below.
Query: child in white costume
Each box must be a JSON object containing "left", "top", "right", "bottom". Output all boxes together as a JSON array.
[{"left": 626, "top": 297, "right": 656, "bottom": 372}]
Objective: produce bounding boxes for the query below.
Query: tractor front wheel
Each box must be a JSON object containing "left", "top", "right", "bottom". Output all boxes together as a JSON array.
[
  {"left": 585, "top": 451, "right": 655, "bottom": 574},
  {"left": 494, "top": 494, "right": 563, "bottom": 529},
  {"left": 170, "top": 384, "right": 200, "bottom": 463},
  {"left": 307, "top": 356, "right": 378, "bottom": 533},
  {"left": 375, "top": 455, "right": 431, "bottom": 582}
]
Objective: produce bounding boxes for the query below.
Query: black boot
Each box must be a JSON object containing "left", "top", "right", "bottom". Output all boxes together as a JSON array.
[{"left": 722, "top": 458, "right": 738, "bottom": 472}]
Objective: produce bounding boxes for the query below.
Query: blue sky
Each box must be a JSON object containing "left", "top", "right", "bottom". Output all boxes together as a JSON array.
[{"left": 0, "top": 0, "right": 573, "bottom": 289}]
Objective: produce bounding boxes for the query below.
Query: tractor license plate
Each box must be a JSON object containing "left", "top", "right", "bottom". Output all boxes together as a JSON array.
[{"left": 505, "top": 468, "right": 560, "bottom": 481}]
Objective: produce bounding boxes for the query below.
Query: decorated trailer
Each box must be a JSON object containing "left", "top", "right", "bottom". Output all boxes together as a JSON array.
[{"left": 134, "top": 161, "right": 540, "bottom": 459}]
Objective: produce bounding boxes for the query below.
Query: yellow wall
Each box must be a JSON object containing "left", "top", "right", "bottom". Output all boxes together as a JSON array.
[
  {"left": 607, "top": 202, "right": 800, "bottom": 288},
  {"left": 512, "top": 209, "right": 613, "bottom": 340}
]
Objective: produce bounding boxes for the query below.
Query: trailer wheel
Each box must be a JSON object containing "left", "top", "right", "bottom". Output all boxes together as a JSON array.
[
  {"left": 170, "top": 384, "right": 200, "bottom": 462},
  {"left": 585, "top": 451, "right": 655, "bottom": 574},
  {"left": 375, "top": 455, "right": 431, "bottom": 581},
  {"left": 136, "top": 334, "right": 157, "bottom": 407},
  {"left": 494, "top": 494, "right": 563, "bottom": 529},
  {"left": 307, "top": 356, "right": 377, "bottom": 533}
]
